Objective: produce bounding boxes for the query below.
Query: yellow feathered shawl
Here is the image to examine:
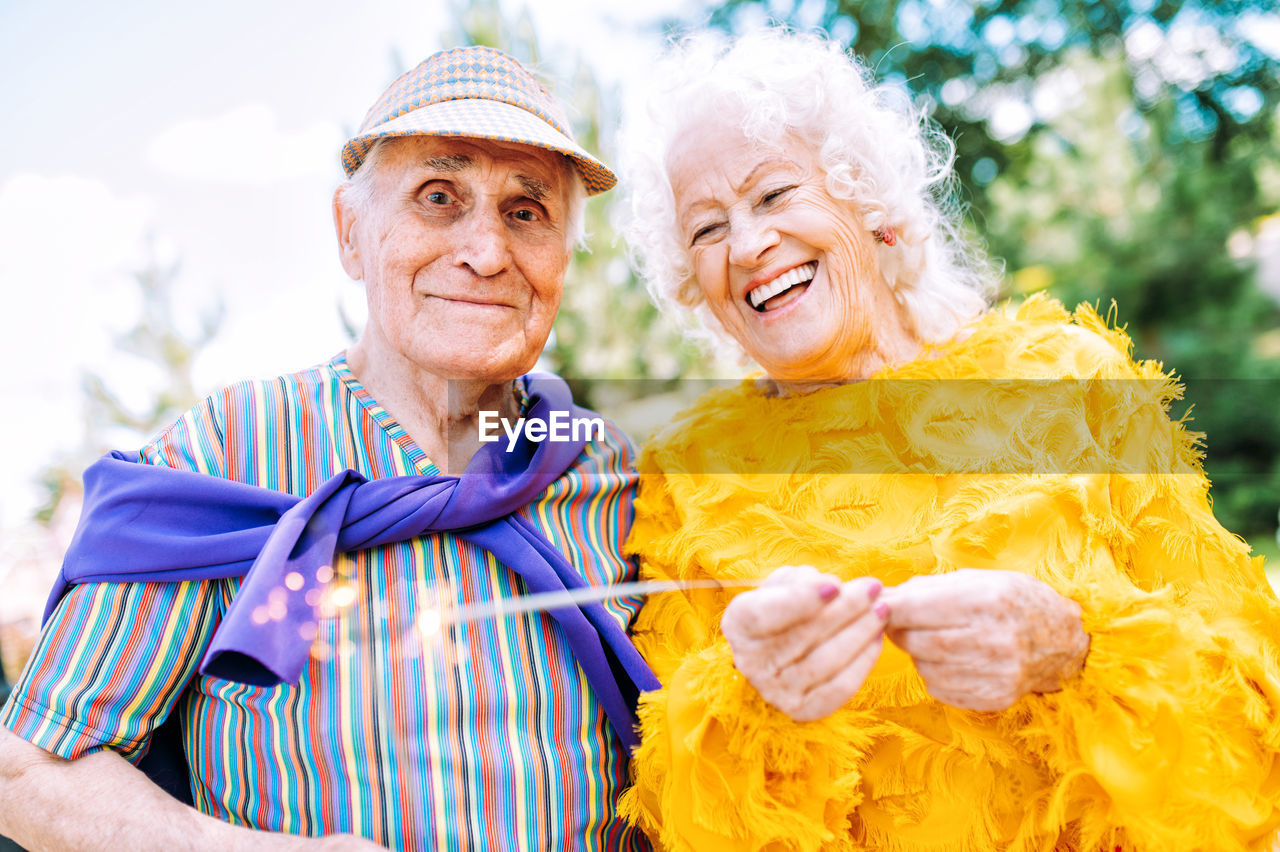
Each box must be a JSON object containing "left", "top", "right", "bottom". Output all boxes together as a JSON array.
[{"left": 621, "top": 297, "right": 1280, "bottom": 852}]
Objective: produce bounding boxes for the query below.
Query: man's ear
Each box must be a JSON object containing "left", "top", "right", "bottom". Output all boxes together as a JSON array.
[{"left": 333, "top": 186, "right": 363, "bottom": 281}]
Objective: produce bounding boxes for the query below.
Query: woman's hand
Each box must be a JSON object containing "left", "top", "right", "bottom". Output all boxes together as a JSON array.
[
  {"left": 721, "top": 565, "right": 888, "bottom": 721},
  {"left": 881, "top": 569, "right": 1090, "bottom": 711}
]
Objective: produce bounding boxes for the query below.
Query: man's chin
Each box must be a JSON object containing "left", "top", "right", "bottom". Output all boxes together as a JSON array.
[
  {"left": 400, "top": 327, "right": 547, "bottom": 381},
  {"left": 429, "top": 352, "right": 542, "bottom": 386}
]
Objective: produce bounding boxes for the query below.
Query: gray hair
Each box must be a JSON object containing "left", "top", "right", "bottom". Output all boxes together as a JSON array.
[
  {"left": 339, "top": 136, "right": 587, "bottom": 251},
  {"left": 620, "top": 28, "right": 996, "bottom": 350}
]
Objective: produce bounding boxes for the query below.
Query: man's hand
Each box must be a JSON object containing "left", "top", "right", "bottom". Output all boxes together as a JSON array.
[
  {"left": 882, "top": 569, "right": 1090, "bottom": 712},
  {"left": 0, "top": 725, "right": 385, "bottom": 851},
  {"left": 721, "top": 565, "right": 888, "bottom": 721}
]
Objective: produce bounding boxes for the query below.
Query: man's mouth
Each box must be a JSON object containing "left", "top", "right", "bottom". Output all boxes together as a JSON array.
[
  {"left": 426, "top": 294, "right": 513, "bottom": 309},
  {"left": 747, "top": 262, "right": 817, "bottom": 312}
]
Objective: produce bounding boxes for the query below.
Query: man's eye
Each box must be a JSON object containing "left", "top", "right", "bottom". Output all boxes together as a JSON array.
[
  {"left": 425, "top": 191, "right": 451, "bottom": 205},
  {"left": 511, "top": 208, "right": 539, "bottom": 223}
]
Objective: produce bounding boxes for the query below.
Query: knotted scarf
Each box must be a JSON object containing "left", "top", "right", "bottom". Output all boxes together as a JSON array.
[{"left": 46, "top": 374, "right": 658, "bottom": 764}]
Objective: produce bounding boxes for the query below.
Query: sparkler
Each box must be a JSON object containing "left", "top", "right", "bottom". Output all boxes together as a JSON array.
[{"left": 417, "top": 578, "right": 764, "bottom": 635}]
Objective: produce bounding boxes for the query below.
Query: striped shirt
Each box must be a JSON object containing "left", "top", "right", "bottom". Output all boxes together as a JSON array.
[{"left": 1, "top": 354, "right": 650, "bottom": 850}]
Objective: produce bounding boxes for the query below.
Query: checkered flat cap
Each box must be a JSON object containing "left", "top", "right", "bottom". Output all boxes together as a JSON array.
[{"left": 341, "top": 46, "right": 616, "bottom": 195}]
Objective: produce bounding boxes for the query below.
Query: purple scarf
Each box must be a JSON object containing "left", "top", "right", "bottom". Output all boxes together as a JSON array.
[{"left": 49, "top": 374, "right": 658, "bottom": 754}]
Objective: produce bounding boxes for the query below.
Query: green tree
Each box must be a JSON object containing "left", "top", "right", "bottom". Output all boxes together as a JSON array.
[
  {"left": 983, "top": 46, "right": 1280, "bottom": 535},
  {"left": 701, "top": 0, "right": 1279, "bottom": 205}
]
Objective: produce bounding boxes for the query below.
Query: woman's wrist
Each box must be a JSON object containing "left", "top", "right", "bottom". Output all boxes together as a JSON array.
[{"left": 1028, "top": 599, "right": 1090, "bottom": 693}]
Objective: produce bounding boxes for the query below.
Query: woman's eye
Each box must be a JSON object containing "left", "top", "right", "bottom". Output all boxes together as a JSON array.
[
  {"left": 761, "top": 186, "right": 795, "bottom": 206},
  {"left": 691, "top": 223, "right": 723, "bottom": 245}
]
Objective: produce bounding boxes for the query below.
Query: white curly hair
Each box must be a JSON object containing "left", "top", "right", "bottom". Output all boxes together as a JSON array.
[{"left": 620, "top": 28, "right": 996, "bottom": 350}]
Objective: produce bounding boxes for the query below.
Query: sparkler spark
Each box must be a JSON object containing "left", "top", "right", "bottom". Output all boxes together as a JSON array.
[
  {"left": 437, "top": 578, "right": 763, "bottom": 627},
  {"left": 417, "top": 608, "right": 443, "bottom": 639},
  {"left": 329, "top": 584, "right": 357, "bottom": 608}
]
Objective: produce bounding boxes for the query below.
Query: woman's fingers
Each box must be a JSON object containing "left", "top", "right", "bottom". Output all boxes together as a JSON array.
[
  {"left": 784, "top": 600, "right": 888, "bottom": 690},
  {"left": 886, "top": 625, "right": 986, "bottom": 663},
  {"left": 725, "top": 577, "right": 882, "bottom": 665},
  {"left": 879, "top": 572, "right": 986, "bottom": 630},
  {"left": 722, "top": 574, "right": 887, "bottom": 720},
  {"left": 790, "top": 636, "right": 886, "bottom": 721},
  {"left": 914, "top": 659, "right": 1019, "bottom": 711},
  {"left": 768, "top": 577, "right": 884, "bottom": 670},
  {"left": 723, "top": 567, "right": 845, "bottom": 640},
  {"left": 759, "top": 564, "right": 824, "bottom": 588},
  {"left": 883, "top": 570, "right": 1090, "bottom": 711}
]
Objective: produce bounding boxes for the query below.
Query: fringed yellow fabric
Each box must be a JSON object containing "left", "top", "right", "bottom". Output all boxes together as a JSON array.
[{"left": 620, "top": 296, "right": 1280, "bottom": 852}]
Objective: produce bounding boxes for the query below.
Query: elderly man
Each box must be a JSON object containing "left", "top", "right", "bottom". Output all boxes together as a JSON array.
[{"left": 0, "top": 47, "right": 655, "bottom": 850}]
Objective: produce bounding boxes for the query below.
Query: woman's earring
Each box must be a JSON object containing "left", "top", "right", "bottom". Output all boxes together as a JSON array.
[{"left": 874, "top": 225, "right": 897, "bottom": 246}]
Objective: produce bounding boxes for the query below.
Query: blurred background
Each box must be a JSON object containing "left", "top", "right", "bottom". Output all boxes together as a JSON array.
[{"left": 2, "top": 0, "right": 1279, "bottom": 685}]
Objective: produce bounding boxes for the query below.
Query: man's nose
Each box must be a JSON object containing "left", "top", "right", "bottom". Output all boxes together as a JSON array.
[
  {"left": 456, "top": 207, "right": 513, "bottom": 277},
  {"left": 727, "top": 215, "right": 780, "bottom": 268}
]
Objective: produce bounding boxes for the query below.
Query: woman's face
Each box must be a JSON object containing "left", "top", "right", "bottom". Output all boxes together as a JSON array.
[{"left": 667, "top": 116, "right": 908, "bottom": 384}]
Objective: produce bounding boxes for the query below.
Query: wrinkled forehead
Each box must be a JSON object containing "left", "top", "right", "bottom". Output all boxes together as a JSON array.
[
  {"left": 666, "top": 118, "right": 815, "bottom": 214},
  {"left": 373, "top": 134, "right": 573, "bottom": 195}
]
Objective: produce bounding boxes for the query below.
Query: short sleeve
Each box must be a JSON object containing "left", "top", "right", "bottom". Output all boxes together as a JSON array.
[
  {"left": 1, "top": 391, "right": 233, "bottom": 762},
  {"left": 0, "top": 580, "right": 221, "bottom": 763}
]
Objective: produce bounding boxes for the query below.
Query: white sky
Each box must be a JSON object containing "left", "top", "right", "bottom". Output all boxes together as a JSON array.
[{"left": 0, "top": 0, "right": 697, "bottom": 526}]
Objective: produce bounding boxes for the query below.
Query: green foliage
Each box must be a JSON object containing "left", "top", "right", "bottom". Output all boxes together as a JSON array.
[
  {"left": 703, "top": 0, "right": 1279, "bottom": 203},
  {"left": 687, "top": 0, "right": 1280, "bottom": 537}
]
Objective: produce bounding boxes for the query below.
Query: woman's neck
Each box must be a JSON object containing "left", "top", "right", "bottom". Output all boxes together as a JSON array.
[{"left": 766, "top": 308, "right": 926, "bottom": 397}]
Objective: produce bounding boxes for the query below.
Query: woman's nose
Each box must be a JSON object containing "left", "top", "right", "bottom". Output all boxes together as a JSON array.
[{"left": 727, "top": 215, "right": 780, "bottom": 268}]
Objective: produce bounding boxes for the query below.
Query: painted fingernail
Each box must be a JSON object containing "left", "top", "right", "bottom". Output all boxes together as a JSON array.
[
  {"left": 874, "top": 601, "right": 890, "bottom": 620},
  {"left": 866, "top": 580, "right": 883, "bottom": 602},
  {"left": 817, "top": 582, "right": 840, "bottom": 601}
]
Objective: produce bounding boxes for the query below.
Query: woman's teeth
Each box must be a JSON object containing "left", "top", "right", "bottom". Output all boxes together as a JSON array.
[{"left": 748, "top": 262, "right": 817, "bottom": 311}]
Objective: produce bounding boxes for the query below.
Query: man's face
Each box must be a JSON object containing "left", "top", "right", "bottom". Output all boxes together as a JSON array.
[{"left": 338, "top": 136, "right": 572, "bottom": 384}]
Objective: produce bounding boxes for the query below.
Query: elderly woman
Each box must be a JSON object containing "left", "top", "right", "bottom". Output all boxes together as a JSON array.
[{"left": 617, "top": 29, "right": 1280, "bottom": 852}]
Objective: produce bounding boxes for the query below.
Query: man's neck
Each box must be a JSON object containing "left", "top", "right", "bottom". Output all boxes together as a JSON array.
[{"left": 345, "top": 339, "right": 522, "bottom": 475}]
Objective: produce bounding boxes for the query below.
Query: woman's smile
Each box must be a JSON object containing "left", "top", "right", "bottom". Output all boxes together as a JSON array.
[
  {"left": 746, "top": 261, "right": 818, "bottom": 312},
  {"left": 667, "top": 118, "right": 920, "bottom": 385}
]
